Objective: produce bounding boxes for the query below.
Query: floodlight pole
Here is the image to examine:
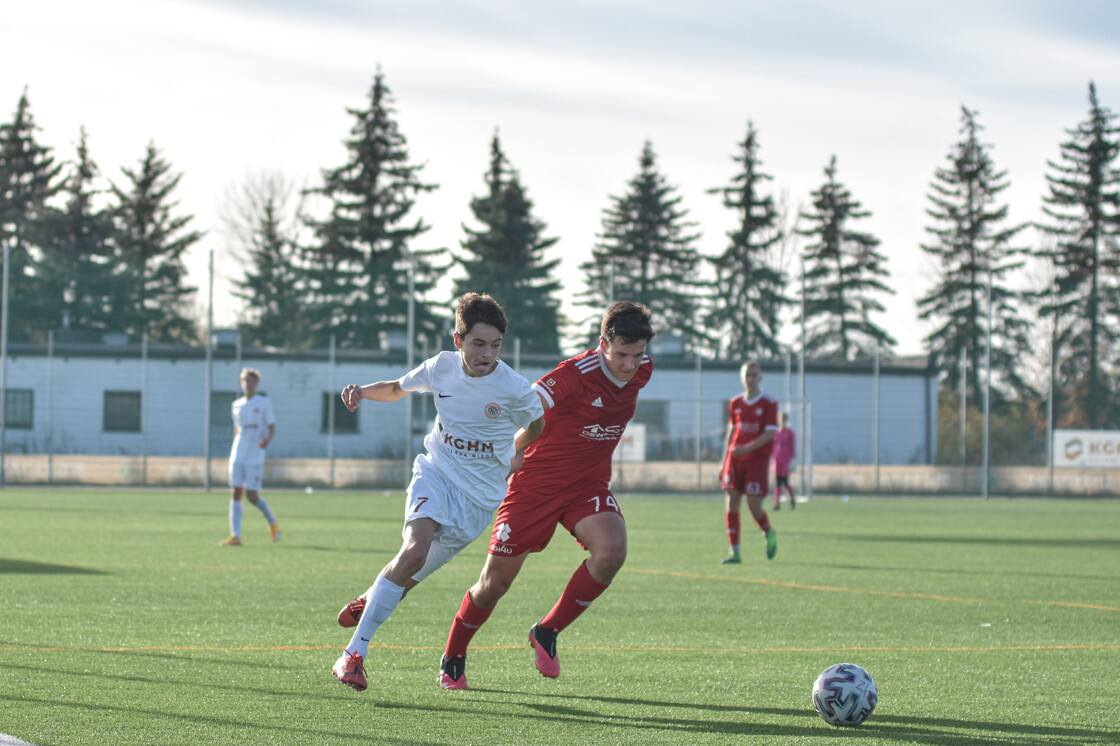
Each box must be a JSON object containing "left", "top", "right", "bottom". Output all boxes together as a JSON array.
[
  {"left": 204, "top": 248, "right": 213, "bottom": 492},
  {"left": 799, "top": 262, "right": 807, "bottom": 497},
  {"left": 0, "top": 239, "right": 8, "bottom": 489},
  {"left": 405, "top": 252, "right": 416, "bottom": 471},
  {"left": 694, "top": 355, "right": 702, "bottom": 491},
  {"left": 873, "top": 340, "right": 880, "bottom": 492},
  {"left": 981, "top": 268, "right": 993, "bottom": 499},
  {"left": 328, "top": 334, "right": 336, "bottom": 488}
]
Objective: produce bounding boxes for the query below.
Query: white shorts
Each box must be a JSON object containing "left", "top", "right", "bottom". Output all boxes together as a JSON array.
[
  {"left": 405, "top": 454, "right": 495, "bottom": 583},
  {"left": 229, "top": 462, "right": 264, "bottom": 491}
]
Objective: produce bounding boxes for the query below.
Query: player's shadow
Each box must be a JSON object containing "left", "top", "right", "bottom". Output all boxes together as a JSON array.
[
  {"left": 3, "top": 694, "right": 445, "bottom": 746},
  {"left": 491, "top": 690, "right": 1119, "bottom": 743},
  {"left": 0, "top": 557, "right": 105, "bottom": 575}
]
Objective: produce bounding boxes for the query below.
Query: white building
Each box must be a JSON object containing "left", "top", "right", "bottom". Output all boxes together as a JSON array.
[{"left": 1, "top": 337, "right": 936, "bottom": 468}]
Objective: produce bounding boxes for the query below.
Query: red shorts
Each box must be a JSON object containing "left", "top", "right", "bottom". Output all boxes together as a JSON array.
[
  {"left": 488, "top": 484, "right": 624, "bottom": 557},
  {"left": 721, "top": 457, "right": 770, "bottom": 497}
]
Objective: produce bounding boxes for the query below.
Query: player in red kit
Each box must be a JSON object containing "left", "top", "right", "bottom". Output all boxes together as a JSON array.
[
  {"left": 720, "top": 360, "right": 779, "bottom": 563},
  {"left": 437, "top": 302, "right": 654, "bottom": 690}
]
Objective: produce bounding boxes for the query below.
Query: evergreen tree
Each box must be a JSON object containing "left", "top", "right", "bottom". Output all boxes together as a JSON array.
[
  {"left": 0, "top": 89, "right": 64, "bottom": 341},
  {"left": 1036, "top": 82, "right": 1120, "bottom": 428},
  {"left": 455, "top": 133, "right": 562, "bottom": 354},
  {"left": 707, "top": 121, "right": 790, "bottom": 359},
  {"left": 581, "top": 141, "right": 703, "bottom": 350},
  {"left": 303, "top": 71, "right": 445, "bottom": 350},
  {"left": 796, "top": 155, "right": 896, "bottom": 360},
  {"left": 221, "top": 172, "right": 311, "bottom": 348},
  {"left": 108, "top": 142, "right": 201, "bottom": 342},
  {"left": 38, "top": 127, "right": 117, "bottom": 337},
  {"left": 918, "top": 106, "right": 1031, "bottom": 402}
]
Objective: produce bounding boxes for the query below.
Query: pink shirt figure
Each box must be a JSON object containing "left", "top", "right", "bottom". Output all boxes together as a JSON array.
[{"left": 771, "top": 426, "right": 796, "bottom": 476}]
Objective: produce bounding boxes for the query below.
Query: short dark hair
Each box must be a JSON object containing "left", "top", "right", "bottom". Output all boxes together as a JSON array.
[
  {"left": 600, "top": 301, "right": 654, "bottom": 345},
  {"left": 455, "top": 292, "right": 508, "bottom": 336}
]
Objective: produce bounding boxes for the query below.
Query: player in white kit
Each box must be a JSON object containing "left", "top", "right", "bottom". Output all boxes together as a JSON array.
[
  {"left": 331, "top": 293, "right": 546, "bottom": 692},
  {"left": 221, "top": 368, "right": 280, "bottom": 546}
]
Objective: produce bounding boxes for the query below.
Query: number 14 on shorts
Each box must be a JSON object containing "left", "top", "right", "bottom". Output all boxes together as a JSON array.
[{"left": 588, "top": 495, "right": 620, "bottom": 512}]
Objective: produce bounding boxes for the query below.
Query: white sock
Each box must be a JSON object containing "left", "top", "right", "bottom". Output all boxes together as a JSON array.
[
  {"left": 255, "top": 497, "right": 276, "bottom": 525},
  {"left": 230, "top": 500, "right": 243, "bottom": 537},
  {"left": 346, "top": 576, "right": 406, "bottom": 658}
]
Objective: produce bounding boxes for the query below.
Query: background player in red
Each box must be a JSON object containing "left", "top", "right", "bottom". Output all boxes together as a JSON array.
[
  {"left": 437, "top": 301, "right": 654, "bottom": 690},
  {"left": 771, "top": 411, "right": 797, "bottom": 510},
  {"left": 720, "top": 360, "right": 779, "bottom": 563}
]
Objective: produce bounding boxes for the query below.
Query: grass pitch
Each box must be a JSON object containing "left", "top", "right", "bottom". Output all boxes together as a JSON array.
[{"left": 0, "top": 488, "right": 1117, "bottom": 745}]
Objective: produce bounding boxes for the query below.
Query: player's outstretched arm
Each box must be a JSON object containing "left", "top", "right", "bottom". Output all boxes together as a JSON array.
[
  {"left": 341, "top": 380, "right": 408, "bottom": 412},
  {"left": 508, "top": 416, "right": 546, "bottom": 477}
]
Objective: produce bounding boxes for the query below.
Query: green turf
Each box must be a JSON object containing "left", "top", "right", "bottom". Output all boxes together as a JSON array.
[{"left": 0, "top": 489, "right": 1117, "bottom": 745}]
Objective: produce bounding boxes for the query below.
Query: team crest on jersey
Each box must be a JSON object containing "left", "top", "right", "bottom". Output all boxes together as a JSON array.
[
  {"left": 756, "top": 408, "right": 763, "bottom": 416},
  {"left": 485, "top": 402, "right": 502, "bottom": 419}
]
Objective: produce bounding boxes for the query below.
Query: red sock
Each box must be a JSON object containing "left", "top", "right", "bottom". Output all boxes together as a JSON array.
[
  {"left": 753, "top": 511, "right": 771, "bottom": 533},
  {"left": 725, "top": 511, "right": 741, "bottom": 548},
  {"left": 444, "top": 590, "right": 493, "bottom": 658},
  {"left": 540, "top": 561, "right": 609, "bottom": 633}
]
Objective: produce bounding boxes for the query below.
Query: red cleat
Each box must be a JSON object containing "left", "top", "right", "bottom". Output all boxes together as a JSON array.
[
  {"left": 332, "top": 650, "right": 368, "bottom": 691},
  {"left": 337, "top": 596, "right": 366, "bottom": 627}
]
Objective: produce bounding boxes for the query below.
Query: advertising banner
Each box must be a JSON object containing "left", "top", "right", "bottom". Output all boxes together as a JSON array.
[{"left": 1053, "top": 429, "right": 1120, "bottom": 468}]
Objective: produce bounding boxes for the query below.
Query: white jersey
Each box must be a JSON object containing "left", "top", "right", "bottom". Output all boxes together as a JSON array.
[
  {"left": 400, "top": 351, "right": 544, "bottom": 511},
  {"left": 229, "top": 394, "right": 275, "bottom": 466}
]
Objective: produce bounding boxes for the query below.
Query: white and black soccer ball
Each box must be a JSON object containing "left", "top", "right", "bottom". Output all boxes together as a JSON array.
[{"left": 812, "top": 663, "right": 878, "bottom": 727}]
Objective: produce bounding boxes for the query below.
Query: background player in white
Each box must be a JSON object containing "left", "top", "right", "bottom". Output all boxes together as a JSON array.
[
  {"left": 331, "top": 293, "right": 545, "bottom": 692},
  {"left": 221, "top": 368, "right": 279, "bottom": 547},
  {"left": 439, "top": 301, "right": 654, "bottom": 689}
]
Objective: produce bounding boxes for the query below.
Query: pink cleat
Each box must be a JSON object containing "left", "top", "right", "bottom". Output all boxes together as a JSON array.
[
  {"left": 332, "top": 650, "right": 368, "bottom": 691},
  {"left": 528, "top": 622, "right": 560, "bottom": 678},
  {"left": 439, "top": 655, "right": 468, "bottom": 690},
  {"left": 337, "top": 596, "right": 366, "bottom": 628}
]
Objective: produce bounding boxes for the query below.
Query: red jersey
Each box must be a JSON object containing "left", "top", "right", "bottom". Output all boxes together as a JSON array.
[
  {"left": 726, "top": 391, "right": 779, "bottom": 464},
  {"left": 509, "top": 348, "right": 653, "bottom": 493}
]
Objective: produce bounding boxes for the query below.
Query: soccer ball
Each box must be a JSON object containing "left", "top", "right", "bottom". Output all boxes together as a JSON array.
[{"left": 812, "top": 663, "right": 878, "bottom": 727}]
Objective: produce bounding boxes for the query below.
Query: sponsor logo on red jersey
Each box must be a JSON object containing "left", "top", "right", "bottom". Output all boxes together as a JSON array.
[{"left": 580, "top": 424, "right": 623, "bottom": 442}]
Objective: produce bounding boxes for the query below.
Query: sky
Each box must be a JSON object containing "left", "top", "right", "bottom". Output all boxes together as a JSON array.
[{"left": 5, "top": 0, "right": 1120, "bottom": 355}]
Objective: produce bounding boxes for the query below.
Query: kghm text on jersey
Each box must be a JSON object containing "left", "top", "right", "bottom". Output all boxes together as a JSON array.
[{"left": 441, "top": 431, "right": 495, "bottom": 456}]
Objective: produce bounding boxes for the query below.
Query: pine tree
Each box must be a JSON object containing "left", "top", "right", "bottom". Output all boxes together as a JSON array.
[
  {"left": 707, "top": 121, "right": 790, "bottom": 359},
  {"left": 918, "top": 106, "right": 1031, "bottom": 402},
  {"left": 108, "top": 142, "right": 201, "bottom": 342},
  {"left": 38, "top": 127, "right": 117, "bottom": 337},
  {"left": 796, "top": 155, "right": 896, "bottom": 360},
  {"left": 221, "top": 172, "right": 310, "bottom": 348},
  {"left": 581, "top": 141, "right": 703, "bottom": 349},
  {"left": 302, "top": 71, "right": 445, "bottom": 350},
  {"left": 1036, "top": 82, "right": 1120, "bottom": 428},
  {"left": 0, "top": 89, "right": 64, "bottom": 342},
  {"left": 455, "top": 133, "right": 562, "bottom": 354}
]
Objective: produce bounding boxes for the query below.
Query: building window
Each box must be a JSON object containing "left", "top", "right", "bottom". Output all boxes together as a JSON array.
[
  {"left": 104, "top": 391, "right": 141, "bottom": 432},
  {"left": 211, "top": 391, "right": 238, "bottom": 426},
  {"left": 4, "top": 389, "right": 33, "bottom": 429},
  {"left": 322, "top": 392, "right": 359, "bottom": 434}
]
